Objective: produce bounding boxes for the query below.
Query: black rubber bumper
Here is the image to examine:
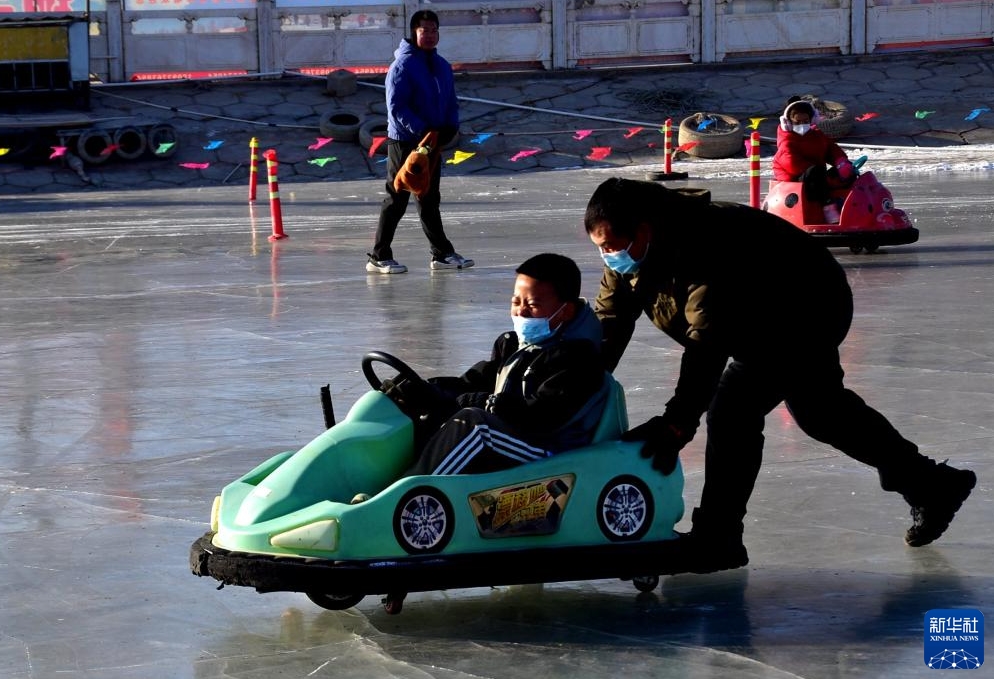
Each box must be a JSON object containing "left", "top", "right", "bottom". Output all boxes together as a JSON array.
[
  {"left": 809, "top": 226, "right": 920, "bottom": 249},
  {"left": 191, "top": 531, "right": 687, "bottom": 596}
]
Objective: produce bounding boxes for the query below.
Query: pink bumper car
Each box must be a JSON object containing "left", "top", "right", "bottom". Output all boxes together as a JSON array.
[{"left": 763, "top": 158, "right": 919, "bottom": 254}]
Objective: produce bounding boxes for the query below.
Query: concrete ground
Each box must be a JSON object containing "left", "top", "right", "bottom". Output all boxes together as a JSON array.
[{"left": 0, "top": 169, "right": 991, "bottom": 678}]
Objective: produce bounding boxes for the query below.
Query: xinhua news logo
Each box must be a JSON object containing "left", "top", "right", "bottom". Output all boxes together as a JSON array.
[{"left": 924, "top": 609, "right": 984, "bottom": 670}]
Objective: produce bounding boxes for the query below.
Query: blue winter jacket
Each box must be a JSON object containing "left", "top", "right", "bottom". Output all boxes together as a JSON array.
[{"left": 385, "top": 39, "right": 460, "bottom": 142}]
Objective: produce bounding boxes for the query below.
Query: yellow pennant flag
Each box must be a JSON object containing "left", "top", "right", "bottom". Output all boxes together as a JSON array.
[
  {"left": 447, "top": 150, "right": 475, "bottom": 165},
  {"left": 0, "top": 148, "right": 10, "bottom": 156}
]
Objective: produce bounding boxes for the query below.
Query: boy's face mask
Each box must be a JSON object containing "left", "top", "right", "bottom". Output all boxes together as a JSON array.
[
  {"left": 512, "top": 303, "right": 567, "bottom": 346},
  {"left": 792, "top": 123, "right": 811, "bottom": 135}
]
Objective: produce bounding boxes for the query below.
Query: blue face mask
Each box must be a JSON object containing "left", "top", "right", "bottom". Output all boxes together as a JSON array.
[
  {"left": 512, "top": 303, "right": 567, "bottom": 346},
  {"left": 600, "top": 240, "right": 646, "bottom": 275}
]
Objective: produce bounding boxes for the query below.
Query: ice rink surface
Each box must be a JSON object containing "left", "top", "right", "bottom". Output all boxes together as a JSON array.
[{"left": 1, "top": 168, "right": 991, "bottom": 678}]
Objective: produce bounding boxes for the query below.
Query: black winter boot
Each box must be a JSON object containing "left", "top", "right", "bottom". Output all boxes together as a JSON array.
[
  {"left": 682, "top": 507, "right": 749, "bottom": 574},
  {"left": 903, "top": 462, "right": 976, "bottom": 547}
]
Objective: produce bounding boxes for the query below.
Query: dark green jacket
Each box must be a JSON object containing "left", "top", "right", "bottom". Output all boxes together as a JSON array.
[{"left": 593, "top": 187, "right": 852, "bottom": 425}]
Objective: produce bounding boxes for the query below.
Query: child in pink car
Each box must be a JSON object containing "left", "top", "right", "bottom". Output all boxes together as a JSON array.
[{"left": 772, "top": 96, "right": 855, "bottom": 223}]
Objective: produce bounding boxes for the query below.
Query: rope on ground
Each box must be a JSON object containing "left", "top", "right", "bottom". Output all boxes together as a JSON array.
[{"left": 92, "top": 87, "right": 317, "bottom": 131}]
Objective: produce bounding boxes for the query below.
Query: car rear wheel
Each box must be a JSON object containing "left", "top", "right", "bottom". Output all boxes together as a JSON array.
[
  {"left": 394, "top": 486, "right": 454, "bottom": 554},
  {"left": 597, "top": 475, "right": 654, "bottom": 541},
  {"left": 306, "top": 592, "right": 365, "bottom": 610}
]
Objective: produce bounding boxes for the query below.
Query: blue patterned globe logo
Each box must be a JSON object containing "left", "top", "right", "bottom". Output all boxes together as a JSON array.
[{"left": 924, "top": 609, "right": 984, "bottom": 670}]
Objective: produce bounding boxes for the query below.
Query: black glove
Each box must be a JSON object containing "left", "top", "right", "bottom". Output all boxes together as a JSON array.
[
  {"left": 621, "top": 415, "right": 695, "bottom": 475},
  {"left": 455, "top": 391, "right": 489, "bottom": 409},
  {"left": 437, "top": 125, "right": 458, "bottom": 147},
  {"left": 484, "top": 392, "right": 526, "bottom": 422}
]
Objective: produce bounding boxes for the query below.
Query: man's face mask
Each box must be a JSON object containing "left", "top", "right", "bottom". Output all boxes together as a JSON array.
[
  {"left": 792, "top": 123, "right": 811, "bottom": 136},
  {"left": 600, "top": 240, "right": 645, "bottom": 275},
  {"left": 512, "top": 302, "right": 567, "bottom": 346}
]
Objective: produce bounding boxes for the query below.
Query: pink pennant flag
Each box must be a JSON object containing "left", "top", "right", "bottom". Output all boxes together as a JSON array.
[
  {"left": 510, "top": 149, "right": 541, "bottom": 162},
  {"left": 49, "top": 146, "right": 68, "bottom": 159},
  {"left": 675, "top": 141, "right": 700, "bottom": 153},
  {"left": 587, "top": 147, "right": 611, "bottom": 161},
  {"left": 855, "top": 112, "right": 879, "bottom": 122},
  {"left": 368, "top": 136, "right": 387, "bottom": 157},
  {"left": 179, "top": 162, "right": 210, "bottom": 170},
  {"left": 100, "top": 144, "right": 120, "bottom": 157},
  {"left": 573, "top": 130, "right": 593, "bottom": 141},
  {"left": 624, "top": 127, "right": 643, "bottom": 139},
  {"left": 308, "top": 137, "right": 333, "bottom": 150}
]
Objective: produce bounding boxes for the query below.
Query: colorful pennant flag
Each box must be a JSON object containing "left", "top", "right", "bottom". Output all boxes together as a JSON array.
[
  {"left": 965, "top": 107, "right": 990, "bottom": 121},
  {"left": 855, "top": 112, "right": 879, "bottom": 122},
  {"left": 696, "top": 118, "right": 715, "bottom": 132},
  {"left": 573, "top": 130, "right": 593, "bottom": 140},
  {"left": 100, "top": 144, "right": 120, "bottom": 157},
  {"left": 308, "top": 137, "right": 334, "bottom": 150},
  {"left": 155, "top": 142, "right": 175, "bottom": 155},
  {"left": 369, "top": 136, "right": 387, "bottom": 157},
  {"left": 470, "top": 133, "right": 495, "bottom": 144},
  {"left": 510, "top": 149, "right": 541, "bottom": 162},
  {"left": 587, "top": 147, "right": 611, "bottom": 161},
  {"left": 203, "top": 140, "right": 224, "bottom": 150},
  {"left": 747, "top": 117, "right": 766, "bottom": 130},
  {"left": 49, "top": 146, "right": 68, "bottom": 159},
  {"left": 179, "top": 162, "right": 210, "bottom": 169},
  {"left": 915, "top": 110, "right": 936, "bottom": 119},
  {"left": 0, "top": 148, "right": 9, "bottom": 156},
  {"left": 307, "top": 157, "right": 337, "bottom": 167},
  {"left": 624, "top": 127, "right": 643, "bottom": 139},
  {"left": 447, "top": 150, "right": 475, "bottom": 165},
  {"left": 675, "top": 141, "right": 700, "bottom": 153}
]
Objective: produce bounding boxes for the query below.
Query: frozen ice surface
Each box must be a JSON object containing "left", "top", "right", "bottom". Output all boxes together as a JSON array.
[{"left": 0, "top": 170, "right": 990, "bottom": 679}]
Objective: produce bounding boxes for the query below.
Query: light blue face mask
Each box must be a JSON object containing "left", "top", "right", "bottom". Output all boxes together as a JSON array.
[
  {"left": 512, "top": 303, "right": 567, "bottom": 346},
  {"left": 600, "top": 240, "right": 646, "bottom": 275}
]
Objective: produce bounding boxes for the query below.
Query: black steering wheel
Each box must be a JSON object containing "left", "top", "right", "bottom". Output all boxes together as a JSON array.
[{"left": 361, "top": 350, "right": 431, "bottom": 397}]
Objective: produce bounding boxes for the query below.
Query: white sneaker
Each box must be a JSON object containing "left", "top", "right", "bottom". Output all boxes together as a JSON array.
[
  {"left": 366, "top": 256, "right": 407, "bottom": 274},
  {"left": 430, "top": 253, "right": 475, "bottom": 270},
  {"left": 822, "top": 203, "right": 841, "bottom": 224}
]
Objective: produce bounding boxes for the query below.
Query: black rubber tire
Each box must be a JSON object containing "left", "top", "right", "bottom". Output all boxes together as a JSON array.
[
  {"left": 113, "top": 126, "right": 148, "bottom": 160},
  {"left": 319, "top": 111, "right": 361, "bottom": 143},
  {"left": 147, "top": 124, "right": 179, "bottom": 158},
  {"left": 76, "top": 128, "right": 114, "bottom": 165},
  {"left": 632, "top": 575, "right": 660, "bottom": 593},
  {"left": 0, "top": 128, "right": 40, "bottom": 162},
  {"left": 596, "top": 475, "right": 654, "bottom": 542},
  {"left": 306, "top": 592, "right": 365, "bottom": 610},
  {"left": 802, "top": 96, "right": 853, "bottom": 139},
  {"left": 394, "top": 486, "right": 454, "bottom": 554},
  {"left": 677, "top": 113, "right": 743, "bottom": 159},
  {"left": 358, "top": 117, "right": 390, "bottom": 154}
]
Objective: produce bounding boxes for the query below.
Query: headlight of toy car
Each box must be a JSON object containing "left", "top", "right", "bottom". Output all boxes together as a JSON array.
[
  {"left": 270, "top": 520, "right": 340, "bottom": 552},
  {"left": 210, "top": 495, "right": 221, "bottom": 533}
]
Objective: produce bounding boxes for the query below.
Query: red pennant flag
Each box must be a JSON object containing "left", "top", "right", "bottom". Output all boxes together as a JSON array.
[
  {"left": 368, "top": 136, "right": 387, "bottom": 157},
  {"left": 587, "top": 147, "right": 611, "bottom": 161}
]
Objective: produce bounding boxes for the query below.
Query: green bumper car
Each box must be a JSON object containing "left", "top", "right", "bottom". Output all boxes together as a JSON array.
[{"left": 190, "top": 352, "right": 685, "bottom": 614}]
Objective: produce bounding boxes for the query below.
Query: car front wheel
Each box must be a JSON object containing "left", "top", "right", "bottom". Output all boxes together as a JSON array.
[{"left": 394, "top": 486, "right": 454, "bottom": 554}]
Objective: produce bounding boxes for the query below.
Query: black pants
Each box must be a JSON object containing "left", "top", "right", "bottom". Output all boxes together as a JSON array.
[
  {"left": 408, "top": 408, "right": 553, "bottom": 476},
  {"left": 372, "top": 139, "right": 454, "bottom": 261},
  {"left": 697, "top": 347, "right": 929, "bottom": 530}
]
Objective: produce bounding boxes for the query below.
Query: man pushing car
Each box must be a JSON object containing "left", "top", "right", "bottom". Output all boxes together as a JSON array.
[{"left": 584, "top": 177, "right": 976, "bottom": 574}]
